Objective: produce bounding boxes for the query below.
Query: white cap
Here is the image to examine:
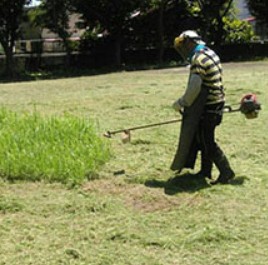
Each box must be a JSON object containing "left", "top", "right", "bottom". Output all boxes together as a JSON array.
[{"left": 179, "top": 30, "right": 205, "bottom": 45}]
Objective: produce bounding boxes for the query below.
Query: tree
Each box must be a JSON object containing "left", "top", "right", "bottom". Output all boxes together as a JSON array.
[
  {"left": 0, "top": 0, "right": 31, "bottom": 77},
  {"left": 189, "top": 0, "right": 234, "bottom": 46},
  {"left": 144, "top": 0, "right": 188, "bottom": 64},
  {"left": 33, "top": 0, "right": 73, "bottom": 65},
  {"left": 126, "top": 0, "right": 189, "bottom": 64},
  {"left": 246, "top": 0, "right": 268, "bottom": 26},
  {"left": 72, "top": 0, "right": 145, "bottom": 66},
  {"left": 154, "top": 0, "right": 168, "bottom": 64}
]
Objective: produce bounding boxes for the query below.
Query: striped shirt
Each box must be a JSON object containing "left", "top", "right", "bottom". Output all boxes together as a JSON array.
[{"left": 190, "top": 47, "right": 225, "bottom": 105}]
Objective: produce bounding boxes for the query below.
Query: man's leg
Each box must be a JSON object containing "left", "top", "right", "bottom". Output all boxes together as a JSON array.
[
  {"left": 199, "top": 113, "right": 235, "bottom": 184},
  {"left": 199, "top": 154, "right": 213, "bottom": 179},
  {"left": 210, "top": 146, "right": 235, "bottom": 184}
]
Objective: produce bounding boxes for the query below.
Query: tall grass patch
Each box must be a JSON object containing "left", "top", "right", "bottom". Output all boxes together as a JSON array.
[{"left": 0, "top": 108, "right": 110, "bottom": 184}]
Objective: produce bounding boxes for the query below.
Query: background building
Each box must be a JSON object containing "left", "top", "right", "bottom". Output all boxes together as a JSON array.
[{"left": 234, "top": 0, "right": 268, "bottom": 40}]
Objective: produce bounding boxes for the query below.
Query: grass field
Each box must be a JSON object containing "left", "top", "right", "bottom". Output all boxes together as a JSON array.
[{"left": 0, "top": 61, "right": 268, "bottom": 265}]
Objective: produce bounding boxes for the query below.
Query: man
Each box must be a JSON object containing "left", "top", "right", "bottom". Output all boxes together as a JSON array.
[{"left": 171, "top": 30, "right": 235, "bottom": 184}]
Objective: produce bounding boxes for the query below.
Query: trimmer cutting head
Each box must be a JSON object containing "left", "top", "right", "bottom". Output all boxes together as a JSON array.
[
  {"left": 103, "top": 131, "right": 112, "bottom": 138},
  {"left": 120, "top": 130, "right": 131, "bottom": 144},
  {"left": 103, "top": 130, "right": 131, "bottom": 143}
]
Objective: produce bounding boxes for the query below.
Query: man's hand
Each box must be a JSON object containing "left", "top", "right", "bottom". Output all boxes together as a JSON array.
[{"left": 172, "top": 99, "right": 183, "bottom": 112}]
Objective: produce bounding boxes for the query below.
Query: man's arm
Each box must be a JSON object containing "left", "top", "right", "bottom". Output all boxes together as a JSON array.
[{"left": 173, "top": 74, "right": 202, "bottom": 111}]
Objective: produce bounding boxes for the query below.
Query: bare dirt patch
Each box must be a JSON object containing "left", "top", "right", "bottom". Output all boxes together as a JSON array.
[{"left": 83, "top": 178, "right": 202, "bottom": 213}]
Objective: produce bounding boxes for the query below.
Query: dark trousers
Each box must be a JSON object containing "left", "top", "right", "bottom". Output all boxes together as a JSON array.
[{"left": 196, "top": 102, "right": 231, "bottom": 175}]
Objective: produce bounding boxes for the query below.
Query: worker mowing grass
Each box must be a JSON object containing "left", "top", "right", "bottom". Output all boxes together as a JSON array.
[{"left": 171, "top": 30, "right": 235, "bottom": 184}]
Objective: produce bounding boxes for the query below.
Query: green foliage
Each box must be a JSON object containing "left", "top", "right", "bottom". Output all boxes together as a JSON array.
[
  {"left": 73, "top": 0, "right": 145, "bottom": 34},
  {"left": 0, "top": 0, "right": 31, "bottom": 76},
  {"left": 73, "top": 0, "right": 146, "bottom": 65},
  {"left": 187, "top": 1, "right": 201, "bottom": 15},
  {"left": 32, "top": 0, "right": 76, "bottom": 56},
  {"left": 123, "top": 0, "right": 189, "bottom": 61},
  {"left": 0, "top": 0, "right": 30, "bottom": 43},
  {"left": 190, "top": 0, "right": 234, "bottom": 45},
  {"left": 79, "top": 24, "right": 106, "bottom": 52},
  {"left": 223, "top": 17, "right": 255, "bottom": 43},
  {"left": 37, "top": 0, "right": 72, "bottom": 35},
  {"left": 0, "top": 109, "right": 110, "bottom": 185}
]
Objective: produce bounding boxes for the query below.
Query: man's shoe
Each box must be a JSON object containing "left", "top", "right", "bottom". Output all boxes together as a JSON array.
[{"left": 210, "top": 169, "right": 235, "bottom": 185}]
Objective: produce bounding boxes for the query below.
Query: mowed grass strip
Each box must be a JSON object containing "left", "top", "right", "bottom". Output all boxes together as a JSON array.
[
  {"left": 0, "top": 108, "right": 110, "bottom": 184},
  {"left": 0, "top": 62, "right": 268, "bottom": 265}
]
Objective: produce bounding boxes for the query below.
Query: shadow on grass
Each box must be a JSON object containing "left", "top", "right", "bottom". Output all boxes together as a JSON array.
[
  {"left": 145, "top": 173, "right": 210, "bottom": 195},
  {"left": 0, "top": 62, "right": 182, "bottom": 83},
  {"left": 229, "top": 176, "right": 248, "bottom": 185},
  {"left": 145, "top": 173, "right": 248, "bottom": 195},
  {"left": 0, "top": 67, "right": 119, "bottom": 83}
]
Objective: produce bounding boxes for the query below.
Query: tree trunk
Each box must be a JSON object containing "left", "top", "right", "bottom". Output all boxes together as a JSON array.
[
  {"left": 157, "top": 1, "right": 166, "bottom": 64},
  {"left": 63, "top": 38, "right": 72, "bottom": 66},
  {"left": 114, "top": 36, "right": 122, "bottom": 67},
  {"left": 3, "top": 43, "right": 15, "bottom": 78},
  {"left": 214, "top": 0, "right": 233, "bottom": 47}
]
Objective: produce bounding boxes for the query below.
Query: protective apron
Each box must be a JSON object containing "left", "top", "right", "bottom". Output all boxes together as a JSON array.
[{"left": 170, "top": 86, "right": 208, "bottom": 172}]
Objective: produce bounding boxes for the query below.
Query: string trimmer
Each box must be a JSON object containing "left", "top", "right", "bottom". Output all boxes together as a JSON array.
[{"left": 103, "top": 93, "right": 261, "bottom": 143}]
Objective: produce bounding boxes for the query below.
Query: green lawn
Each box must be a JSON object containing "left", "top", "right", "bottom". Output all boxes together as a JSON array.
[{"left": 0, "top": 61, "right": 268, "bottom": 264}]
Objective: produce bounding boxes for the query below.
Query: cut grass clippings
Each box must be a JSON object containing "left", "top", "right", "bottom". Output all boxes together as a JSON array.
[
  {"left": 0, "top": 108, "right": 110, "bottom": 184},
  {"left": 0, "top": 61, "right": 268, "bottom": 265}
]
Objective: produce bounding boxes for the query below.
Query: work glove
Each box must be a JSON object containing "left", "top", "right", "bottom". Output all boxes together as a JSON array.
[{"left": 172, "top": 99, "right": 183, "bottom": 112}]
